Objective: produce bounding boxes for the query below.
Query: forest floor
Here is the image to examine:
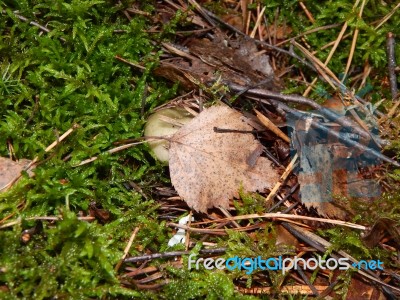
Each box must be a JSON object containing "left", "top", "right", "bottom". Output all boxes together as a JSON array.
[{"left": 0, "top": 1, "right": 400, "bottom": 299}]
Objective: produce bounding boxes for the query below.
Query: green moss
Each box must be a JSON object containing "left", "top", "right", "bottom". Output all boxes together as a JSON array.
[{"left": 0, "top": 0, "right": 172, "bottom": 298}]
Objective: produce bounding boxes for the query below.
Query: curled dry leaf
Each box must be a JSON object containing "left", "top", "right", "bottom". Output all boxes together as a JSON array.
[{"left": 169, "top": 105, "right": 280, "bottom": 212}]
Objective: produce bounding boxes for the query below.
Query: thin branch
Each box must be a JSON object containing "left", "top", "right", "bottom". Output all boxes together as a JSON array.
[
  {"left": 197, "top": 3, "right": 383, "bottom": 121},
  {"left": 11, "top": 11, "right": 51, "bottom": 33},
  {"left": 296, "top": 268, "right": 319, "bottom": 296},
  {"left": 237, "top": 86, "right": 399, "bottom": 166},
  {"left": 187, "top": 0, "right": 216, "bottom": 27},
  {"left": 386, "top": 32, "right": 398, "bottom": 100},
  {"left": 227, "top": 82, "right": 382, "bottom": 145},
  {"left": 268, "top": 183, "right": 299, "bottom": 213}
]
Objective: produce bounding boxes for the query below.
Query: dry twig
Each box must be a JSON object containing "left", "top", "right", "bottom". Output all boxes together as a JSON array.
[{"left": 386, "top": 32, "right": 398, "bottom": 100}]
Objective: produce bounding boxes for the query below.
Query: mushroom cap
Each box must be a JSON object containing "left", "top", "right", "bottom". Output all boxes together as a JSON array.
[{"left": 144, "top": 107, "right": 193, "bottom": 163}]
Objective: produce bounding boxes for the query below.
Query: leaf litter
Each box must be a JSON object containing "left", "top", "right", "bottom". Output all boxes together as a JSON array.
[
  {"left": 0, "top": 157, "right": 33, "bottom": 191},
  {"left": 3, "top": 0, "right": 400, "bottom": 297},
  {"left": 168, "top": 105, "right": 280, "bottom": 212}
]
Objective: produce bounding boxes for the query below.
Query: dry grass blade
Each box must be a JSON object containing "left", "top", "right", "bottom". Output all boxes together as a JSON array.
[
  {"left": 249, "top": 6, "right": 266, "bottom": 38},
  {"left": 342, "top": 0, "right": 367, "bottom": 81},
  {"left": 303, "top": 22, "right": 349, "bottom": 96},
  {"left": 254, "top": 109, "right": 290, "bottom": 143},
  {"left": 298, "top": 2, "right": 315, "bottom": 23},
  {"left": 292, "top": 41, "right": 339, "bottom": 89},
  {"left": 303, "top": 0, "right": 361, "bottom": 96},
  {"left": 240, "top": 0, "right": 248, "bottom": 32},
  {"left": 186, "top": 212, "right": 367, "bottom": 230},
  {"left": 114, "top": 227, "right": 140, "bottom": 272},
  {"left": 265, "top": 154, "right": 297, "bottom": 204},
  {"left": 75, "top": 141, "right": 147, "bottom": 166},
  {"left": 375, "top": 2, "right": 400, "bottom": 30},
  {"left": 275, "top": 24, "right": 341, "bottom": 47}
]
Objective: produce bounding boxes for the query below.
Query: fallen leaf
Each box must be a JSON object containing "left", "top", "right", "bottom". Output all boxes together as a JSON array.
[
  {"left": 221, "top": 13, "right": 243, "bottom": 30},
  {"left": 330, "top": 270, "right": 386, "bottom": 300},
  {"left": 275, "top": 224, "right": 299, "bottom": 247},
  {"left": 169, "top": 105, "right": 280, "bottom": 212},
  {"left": 362, "top": 218, "right": 400, "bottom": 249},
  {"left": 0, "top": 157, "right": 33, "bottom": 191},
  {"left": 263, "top": 25, "right": 293, "bottom": 40}
]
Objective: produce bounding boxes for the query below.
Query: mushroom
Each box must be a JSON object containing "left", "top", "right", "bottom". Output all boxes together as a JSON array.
[{"left": 144, "top": 107, "right": 193, "bottom": 163}]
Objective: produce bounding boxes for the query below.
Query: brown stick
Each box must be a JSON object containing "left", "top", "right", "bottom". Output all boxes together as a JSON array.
[
  {"left": 227, "top": 82, "right": 382, "bottom": 145},
  {"left": 386, "top": 32, "right": 398, "bottom": 100}
]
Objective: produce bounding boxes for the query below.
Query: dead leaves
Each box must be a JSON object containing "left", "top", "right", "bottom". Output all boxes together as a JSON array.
[
  {"left": 155, "top": 34, "right": 277, "bottom": 91},
  {"left": 0, "top": 157, "right": 33, "bottom": 191},
  {"left": 168, "top": 105, "right": 280, "bottom": 212}
]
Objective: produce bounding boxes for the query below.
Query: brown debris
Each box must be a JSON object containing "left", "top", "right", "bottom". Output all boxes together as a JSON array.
[
  {"left": 120, "top": 0, "right": 400, "bottom": 297},
  {"left": 0, "top": 157, "right": 33, "bottom": 191},
  {"left": 155, "top": 33, "right": 278, "bottom": 91}
]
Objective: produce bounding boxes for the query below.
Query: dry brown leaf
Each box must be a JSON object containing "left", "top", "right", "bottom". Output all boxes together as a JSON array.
[
  {"left": 263, "top": 25, "right": 293, "bottom": 40},
  {"left": 0, "top": 157, "right": 33, "bottom": 191},
  {"left": 169, "top": 105, "right": 280, "bottom": 212}
]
